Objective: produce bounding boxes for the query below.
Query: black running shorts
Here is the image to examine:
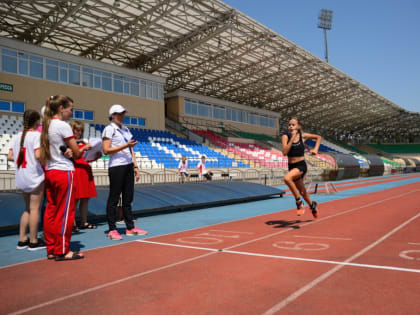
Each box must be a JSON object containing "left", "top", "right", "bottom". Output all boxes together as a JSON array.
[{"left": 288, "top": 160, "right": 307, "bottom": 180}]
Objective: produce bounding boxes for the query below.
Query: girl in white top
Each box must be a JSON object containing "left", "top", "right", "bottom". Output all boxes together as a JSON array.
[
  {"left": 8, "top": 109, "right": 46, "bottom": 251},
  {"left": 40, "top": 95, "right": 87, "bottom": 261},
  {"left": 197, "top": 155, "right": 212, "bottom": 181},
  {"left": 102, "top": 104, "right": 147, "bottom": 240},
  {"left": 178, "top": 156, "right": 190, "bottom": 182}
]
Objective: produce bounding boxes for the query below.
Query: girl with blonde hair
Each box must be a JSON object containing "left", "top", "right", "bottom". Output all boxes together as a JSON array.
[
  {"left": 70, "top": 120, "right": 97, "bottom": 230},
  {"left": 282, "top": 117, "right": 321, "bottom": 218},
  {"left": 40, "top": 95, "right": 88, "bottom": 260}
]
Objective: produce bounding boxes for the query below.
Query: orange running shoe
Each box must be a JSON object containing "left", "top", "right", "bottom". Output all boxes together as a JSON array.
[
  {"left": 310, "top": 201, "right": 318, "bottom": 219},
  {"left": 296, "top": 199, "right": 305, "bottom": 216}
]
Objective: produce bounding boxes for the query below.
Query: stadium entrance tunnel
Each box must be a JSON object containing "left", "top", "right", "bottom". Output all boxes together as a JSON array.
[
  {"left": 363, "top": 154, "right": 385, "bottom": 177},
  {"left": 328, "top": 153, "right": 361, "bottom": 180}
]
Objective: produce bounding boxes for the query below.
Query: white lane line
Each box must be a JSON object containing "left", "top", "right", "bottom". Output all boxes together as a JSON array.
[
  {"left": 222, "top": 250, "right": 420, "bottom": 274},
  {"left": 6, "top": 184, "right": 412, "bottom": 271},
  {"left": 261, "top": 212, "right": 420, "bottom": 315},
  {"left": 209, "top": 229, "right": 254, "bottom": 234},
  {"left": 293, "top": 235, "right": 352, "bottom": 241},
  {"left": 9, "top": 251, "right": 216, "bottom": 315},
  {"left": 408, "top": 243, "right": 420, "bottom": 246},
  {"left": 223, "top": 190, "right": 418, "bottom": 251},
  {"left": 138, "top": 240, "right": 420, "bottom": 274},
  {"left": 139, "top": 186, "right": 420, "bottom": 245},
  {"left": 7, "top": 190, "right": 419, "bottom": 313},
  {"left": 137, "top": 239, "right": 220, "bottom": 252}
]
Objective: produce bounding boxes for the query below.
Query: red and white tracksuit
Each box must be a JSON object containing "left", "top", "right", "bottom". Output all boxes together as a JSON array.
[
  {"left": 43, "top": 118, "right": 76, "bottom": 256},
  {"left": 43, "top": 169, "right": 76, "bottom": 256}
]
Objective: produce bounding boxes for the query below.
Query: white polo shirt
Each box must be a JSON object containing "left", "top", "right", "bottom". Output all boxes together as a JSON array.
[
  {"left": 46, "top": 119, "right": 75, "bottom": 171},
  {"left": 102, "top": 122, "right": 133, "bottom": 168},
  {"left": 10, "top": 130, "right": 45, "bottom": 192},
  {"left": 178, "top": 160, "right": 188, "bottom": 173}
]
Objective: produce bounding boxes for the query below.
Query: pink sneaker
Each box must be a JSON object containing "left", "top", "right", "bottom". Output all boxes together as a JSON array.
[
  {"left": 126, "top": 227, "right": 148, "bottom": 236},
  {"left": 108, "top": 230, "right": 122, "bottom": 240}
]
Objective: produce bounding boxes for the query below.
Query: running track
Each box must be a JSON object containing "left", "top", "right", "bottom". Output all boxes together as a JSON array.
[{"left": 0, "top": 173, "right": 419, "bottom": 314}]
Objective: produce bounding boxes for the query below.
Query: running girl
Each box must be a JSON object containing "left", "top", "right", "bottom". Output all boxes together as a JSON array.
[
  {"left": 282, "top": 117, "right": 321, "bottom": 218},
  {"left": 8, "top": 109, "right": 46, "bottom": 250},
  {"left": 40, "top": 95, "right": 86, "bottom": 261}
]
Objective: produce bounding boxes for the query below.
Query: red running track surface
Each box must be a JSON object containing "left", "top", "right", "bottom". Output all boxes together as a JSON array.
[
  {"left": 284, "top": 173, "right": 420, "bottom": 195},
  {"left": 1, "top": 181, "right": 419, "bottom": 314}
]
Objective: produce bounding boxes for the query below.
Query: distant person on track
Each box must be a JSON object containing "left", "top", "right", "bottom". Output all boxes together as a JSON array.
[
  {"left": 197, "top": 155, "right": 213, "bottom": 181},
  {"left": 282, "top": 117, "right": 321, "bottom": 218},
  {"left": 102, "top": 104, "right": 147, "bottom": 240},
  {"left": 178, "top": 156, "right": 190, "bottom": 183},
  {"left": 8, "top": 109, "right": 46, "bottom": 251}
]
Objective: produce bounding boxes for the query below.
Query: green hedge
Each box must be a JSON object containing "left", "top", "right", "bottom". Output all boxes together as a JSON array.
[
  {"left": 335, "top": 140, "right": 367, "bottom": 154},
  {"left": 368, "top": 144, "right": 420, "bottom": 154},
  {"left": 234, "top": 131, "right": 279, "bottom": 142}
]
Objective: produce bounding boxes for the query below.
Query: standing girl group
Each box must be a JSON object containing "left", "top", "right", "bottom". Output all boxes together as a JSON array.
[
  {"left": 9, "top": 95, "right": 147, "bottom": 261},
  {"left": 10, "top": 97, "right": 318, "bottom": 260}
]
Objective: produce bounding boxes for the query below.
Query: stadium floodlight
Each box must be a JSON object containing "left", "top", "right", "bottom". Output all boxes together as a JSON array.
[{"left": 317, "top": 9, "right": 333, "bottom": 63}]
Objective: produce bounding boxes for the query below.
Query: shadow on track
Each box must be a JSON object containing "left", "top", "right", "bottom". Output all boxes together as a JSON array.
[{"left": 265, "top": 219, "right": 312, "bottom": 229}]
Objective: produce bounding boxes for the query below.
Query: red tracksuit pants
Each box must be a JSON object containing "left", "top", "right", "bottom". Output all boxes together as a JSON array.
[{"left": 43, "top": 169, "right": 76, "bottom": 256}]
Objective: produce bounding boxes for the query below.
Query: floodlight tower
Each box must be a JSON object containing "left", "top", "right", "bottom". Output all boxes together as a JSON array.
[{"left": 318, "top": 9, "right": 333, "bottom": 63}]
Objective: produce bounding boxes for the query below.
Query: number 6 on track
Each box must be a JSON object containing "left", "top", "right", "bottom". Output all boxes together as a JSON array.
[
  {"left": 399, "top": 250, "right": 420, "bottom": 261},
  {"left": 273, "top": 241, "right": 329, "bottom": 251}
]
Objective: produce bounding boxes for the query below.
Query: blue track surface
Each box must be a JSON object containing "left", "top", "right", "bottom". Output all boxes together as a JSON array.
[
  {"left": 1, "top": 174, "right": 419, "bottom": 267},
  {"left": 0, "top": 181, "right": 283, "bottom": 227}
]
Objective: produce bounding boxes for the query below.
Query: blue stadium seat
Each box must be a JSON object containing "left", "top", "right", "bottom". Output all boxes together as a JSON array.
[{"left": 127, "top": 127, "right": 241, "bottom": 169}]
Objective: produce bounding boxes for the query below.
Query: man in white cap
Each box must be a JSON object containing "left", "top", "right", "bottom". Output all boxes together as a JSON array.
[{"left": 102, "top": 104, "right": 148, "bottom": 240}]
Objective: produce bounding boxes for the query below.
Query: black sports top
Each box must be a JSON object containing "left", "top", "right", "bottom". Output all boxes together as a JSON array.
[{"left": 284, "top": 132, "right": 305, "bottom": 157}]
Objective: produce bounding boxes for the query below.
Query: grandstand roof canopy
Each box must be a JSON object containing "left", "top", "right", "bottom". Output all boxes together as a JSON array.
[{"left": 1, "top": 0, "right": 419, "bottom": 136}]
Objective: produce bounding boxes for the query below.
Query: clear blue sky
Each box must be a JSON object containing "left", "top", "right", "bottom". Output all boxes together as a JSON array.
[{"left": 223, "top": 0, "right": 420, "bottom": 113}]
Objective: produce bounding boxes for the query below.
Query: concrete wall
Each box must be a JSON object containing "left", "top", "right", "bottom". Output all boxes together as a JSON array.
[
  {"left": 166, "top": 95, "right": 278, "bottom": 136},
  {"left": 0, "top": 72, "right": 165, "bottom": 130},
  {"left": 166, "top": 95, "right": 184, "bottom": 119}
]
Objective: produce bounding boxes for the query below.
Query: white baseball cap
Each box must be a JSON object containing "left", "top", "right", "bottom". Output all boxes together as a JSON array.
[{"left": 109, "top": 104, "right": 127, "bottom": 117}]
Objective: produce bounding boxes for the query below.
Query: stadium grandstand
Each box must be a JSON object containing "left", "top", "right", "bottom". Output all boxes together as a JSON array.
[
  {"left": 0, "top": 0, "right": 419, "bottom": 191},
  {"left": 2, "top": 2, "right": 420, "bottom": 313}
]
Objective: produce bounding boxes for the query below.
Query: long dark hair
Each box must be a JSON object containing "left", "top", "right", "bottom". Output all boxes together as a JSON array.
[
  {"left": 40, "top": 95, "right": 73, "bottom": 164},
  {"left": 17, "top": 110, "right": 41, "bottom": 168}
]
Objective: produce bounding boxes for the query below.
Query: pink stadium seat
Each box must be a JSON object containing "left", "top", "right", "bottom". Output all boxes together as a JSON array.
[{"left": 194, "top": 129, "right": 288, "bottom": 168}]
